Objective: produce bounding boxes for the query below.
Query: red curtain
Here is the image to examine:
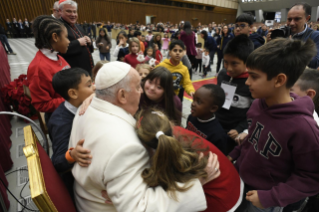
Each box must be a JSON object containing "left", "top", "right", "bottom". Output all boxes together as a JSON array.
[{"left": 0, "top": 42, "right": 13, "bottom": 210}]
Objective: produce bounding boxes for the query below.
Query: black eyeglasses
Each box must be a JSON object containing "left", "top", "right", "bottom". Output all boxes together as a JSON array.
[{"left": 235, "top": 24, "right": 248, "bottom": 29}]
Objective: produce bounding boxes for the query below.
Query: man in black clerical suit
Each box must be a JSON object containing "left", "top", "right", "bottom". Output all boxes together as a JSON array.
[{"left": 59, "top": 0, "right": 94, "bottom": 75}]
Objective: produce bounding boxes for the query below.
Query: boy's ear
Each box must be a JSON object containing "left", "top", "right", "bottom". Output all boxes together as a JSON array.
[
  {"left": 68, "top": 88, "right": 78, "bottom": 100},
  {"left": 306, "top": 88, "right": 316, "bottom": 99},
  {"left": 274, "top": 73, "right": 287, "bottom": 88},
  {"left": 210, "top": 105, "right": 219, "bottom": 114}
]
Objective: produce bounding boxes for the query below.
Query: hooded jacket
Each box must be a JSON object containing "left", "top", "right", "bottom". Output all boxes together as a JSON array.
[
  {"left": 157, "top": 59, "right": 195, "bottom": 95},
  {"left": 249, "top": 33, "right": 265, "bottom": 49},
  {"left": 229, "top": 93, "right": 319, "bottom": 208}
]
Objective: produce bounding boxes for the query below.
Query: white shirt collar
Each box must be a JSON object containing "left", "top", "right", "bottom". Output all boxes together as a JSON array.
[
  {"left": 40, "top": 48, "right": 59, "bottom": 61},
  {"left": 64, "top": 101, "right": 78, "bottom": 115},
  {"left": 197, "top": 115, "right": 216, "bottom": 123},
  {"left": 293, "top": 24, "right": 307, "bottom": 37}
]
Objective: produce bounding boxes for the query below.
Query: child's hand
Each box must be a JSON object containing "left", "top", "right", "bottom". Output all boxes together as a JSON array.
[
  {"left": 199, "top": 152, "right": 220, "bottom": 185},
  {"left": 246, "top": 190, "right": 264, "bottom": 209},
  {"left": 227, "top": 155, "right": 233, "bottom": 162},
  {"left": 71, "top": 139, "right": 92, "bottom": 167},
  {"left": 228, "top": 129, "right": 239, "bottom": 140},
  {"left": 101, "top": 190, "right": 113, "bottom": 204},
  {"left": 235, "top": 133, "right": 248, "bottom": 145},
  {"left": 106, "top": 46, "right": 109, "bottom": 50},
  {"left": 79, "top": 93, "right": 95, "bottom": 115}
]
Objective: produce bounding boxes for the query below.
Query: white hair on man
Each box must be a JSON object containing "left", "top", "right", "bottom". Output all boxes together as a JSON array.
[
  {"left": 53, "top": 1, "right": 59, "bottom": 10},
  {"left": 95, "top": 62, "right": 132, "bottom": 101},
  {"left": 96, "top": 75, "right": 131, "bottom": 101},
  {"left": 59, "top": 0, "right": 78, "bottom": 10}
]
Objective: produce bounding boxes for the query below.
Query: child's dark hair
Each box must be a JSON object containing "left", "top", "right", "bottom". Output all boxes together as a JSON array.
[
  {"left": 134, "top": 30, "right": 142, "bottom": 37},
  {"left": 246, "top": 38, "right": 317, "bottom": 88},
  {"left": 144, "top": 46, "right": 155, "bottom": 57},
  {"left": 52, "top": 68, "right": 90, "bottom": 101},
  {"left": 204, "top": 47, "right": 210, "bottom": 52},
  {"left": 196, "top": 43, "right": 202, "bottom": 48},
  {"left": 202, "top": 84, "right": 225, "bottom": 110},
  {"left": 223, "top": 34, "right": 254, "bottom": 64},
  {"left": 96, "top": 28, "right": 110, "bottom": 45},
  {"left": 141, "top": 67, "right": 181, "bottom": 125},
  {"left": 169, "top": 40, "right": 185, "bottom": 51},
  {"left": 116, "top": 30, "right": 128, "bottom": 45},
  {"left": 135, "top": 109, "right": 207, "bottom": 200},
  {"left": 200, "top": 30, "right": 208, "bottom": 39},
  {"left": 32, "top": 15, "right": 66, "bottom": 50},
  {"left": 297, "top": 68, "right": 319, "bottom": 114},
  {"left": 235, "top": 13, "right": 254, "bottom": 25}
]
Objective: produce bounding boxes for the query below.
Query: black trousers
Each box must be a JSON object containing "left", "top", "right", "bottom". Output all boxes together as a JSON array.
[
  {"left": 194, "top": 59, "right": 202, "bottom": 72},
  {"left": 203, "top": 66, "right": 209, "bottom": 76},
  {"left": 217, "top": 49, "right": 224, "bottom": 73}
]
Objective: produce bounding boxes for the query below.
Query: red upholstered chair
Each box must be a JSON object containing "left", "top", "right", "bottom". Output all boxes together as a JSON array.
[{"left": 23, "top": 125, "right": 76, "bottom": 212}]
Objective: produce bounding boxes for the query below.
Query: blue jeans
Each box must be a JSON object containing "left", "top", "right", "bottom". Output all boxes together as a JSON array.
[
  {"left": 100, "top": 52, "right": 110, "bottom": 61},
  {"left": 0, "top": 34, "right": 13, "bottom": 53},
  {"left": 246, "top": 202, "right": 283, "bottom": 212}
]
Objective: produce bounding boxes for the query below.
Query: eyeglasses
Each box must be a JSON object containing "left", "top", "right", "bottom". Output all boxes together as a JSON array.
[{"left": 235, "top": 24, "right": 248, "bottom": 29}]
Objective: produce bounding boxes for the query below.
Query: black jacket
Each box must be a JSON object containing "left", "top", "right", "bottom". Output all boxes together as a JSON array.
[
  {"left": 216, "top": 68, "right": 253, "bottom": 133},
  {"left": 249, "top": 33, "right": 265, "bottom": 49},
  {"left": 59, "top": 18, "right": 94, "bottom": 75}
]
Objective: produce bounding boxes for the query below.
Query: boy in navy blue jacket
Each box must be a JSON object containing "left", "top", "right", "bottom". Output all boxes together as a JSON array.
[
  {"left": 234, "top": 13, "right": 265, "bottom": 49},
  {"left": 228, "top": 38, "right": 319, "bottom": 211},
  {"left": 48, "top": 67, "right": 95, "bottom": 200},
  {"left": 186, "top": 84, "right": 227, "bottom": 154}
]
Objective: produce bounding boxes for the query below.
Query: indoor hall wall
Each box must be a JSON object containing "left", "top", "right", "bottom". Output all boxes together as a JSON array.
[{"left": 0, "top": 0, "right": 237, "bottom": 29}]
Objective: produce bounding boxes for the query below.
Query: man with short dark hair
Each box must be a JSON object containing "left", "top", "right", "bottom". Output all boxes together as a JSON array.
[{"left": 267, "top": 2, "right": 319, "bottom": 69}]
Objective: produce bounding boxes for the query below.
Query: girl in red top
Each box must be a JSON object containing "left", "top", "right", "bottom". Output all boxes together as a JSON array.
[
  {"left": 136, "top": 109, "right": 243, "bottom": 212},
  {"left": 27, "top": 15, "right": 70, "bottom": 122},
  {"left": 153, "top": 43, "right": 163, "bottom": 62},
  {"left": 124, "top": 37, "right": 143, "bottom": 68}
]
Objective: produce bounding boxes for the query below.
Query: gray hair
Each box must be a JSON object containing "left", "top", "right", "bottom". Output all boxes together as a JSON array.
[
  {"left": 53, "top": 1, "right": 59, "bottom": 10},
  {"left": 95, "top": 74, "right": 131, "bottom": 101},
  {"left": 59, "top": 0, "right": 78, "bottom": 10}
]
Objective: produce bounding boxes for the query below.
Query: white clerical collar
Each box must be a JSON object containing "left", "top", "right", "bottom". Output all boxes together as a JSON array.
[
  {"left": 197, "top": 115, "right": 216, "bottom": 123},
  {"left": 65, "top": 101, "right": 78, "bottom": 115},
  {"left": 40, "top": 48, "right": 59, "bottom": 61},
  {"left": 293, "top": 24, "right": 307, "bottom": 37}
]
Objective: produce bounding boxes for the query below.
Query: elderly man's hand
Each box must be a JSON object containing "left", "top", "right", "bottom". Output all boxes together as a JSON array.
[
  {"left": 199, "top": 152, "right": 220, "bottom": 185},
  {"left": 78, "top": 37, "right": 87, "bottom": 46},
  {"left": 84, "top": 36, "right": 92, "bottom": 45}
]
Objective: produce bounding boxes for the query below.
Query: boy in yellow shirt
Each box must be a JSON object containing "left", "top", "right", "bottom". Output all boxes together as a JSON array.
[{"left": 157, "top": 40, "right": 195, "bottom": 99}]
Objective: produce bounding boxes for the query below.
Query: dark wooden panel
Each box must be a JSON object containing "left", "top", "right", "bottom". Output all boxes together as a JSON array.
[{"left": 0, "top": 0, "right": 237, "bottom": 30}]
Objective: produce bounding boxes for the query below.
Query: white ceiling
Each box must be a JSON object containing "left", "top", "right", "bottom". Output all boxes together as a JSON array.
[{"left": 239, "top": 0, "right": 319, "bottom": 12}]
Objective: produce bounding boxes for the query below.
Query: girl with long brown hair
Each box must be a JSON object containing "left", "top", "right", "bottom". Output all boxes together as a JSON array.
[
  {"left": 136, "top": 109, "right": 243, "bottom": 212},
  {"left": 136, "top": 109, "right": 217, "bottom": 200}
]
